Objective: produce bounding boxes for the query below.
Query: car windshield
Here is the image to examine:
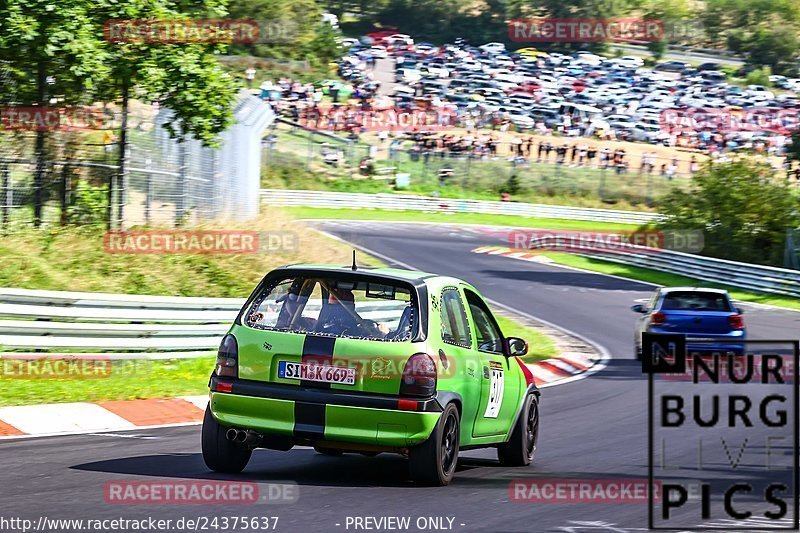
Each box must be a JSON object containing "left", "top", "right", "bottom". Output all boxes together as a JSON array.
[
  {"left": 245, "top": 275, "right": 417, "bottom": 341},
  {"left": 660, "top": 291, "right": 732, "bottom": 311}
]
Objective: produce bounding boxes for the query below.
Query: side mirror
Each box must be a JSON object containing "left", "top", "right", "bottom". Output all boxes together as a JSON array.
[
  {"left": 631, "top": 304, "right": 647, "bottom": 313},
  {"left": 507, "top": 337, "right": 528, "bottom": 357}
]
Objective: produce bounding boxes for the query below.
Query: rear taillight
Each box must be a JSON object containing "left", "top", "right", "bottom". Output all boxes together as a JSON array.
[
  {"left": 400, "top": 353, "right": 437, "bottom": 397},
  {"left": 215, "top": 334, "right": 238, "bottom": 378},
  {"left": 650, "top": 311, "right": 666, "bottom": 325},
  {"left": 729, "top": 314, "right": 744, "bottom": 329},
  {"left": 515, "top": 357, "right": 536, "bottom": 387}
]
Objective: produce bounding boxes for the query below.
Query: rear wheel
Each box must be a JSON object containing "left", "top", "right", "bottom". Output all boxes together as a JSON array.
[
  {"left": 201, "top": 407, "right": 252, "bottom": 473},
  {"left": 409, "top": 403, "right": 460, "bottom": 486},
  {"left": 498, "top": 394, "right": 539, "bottom": 467}
]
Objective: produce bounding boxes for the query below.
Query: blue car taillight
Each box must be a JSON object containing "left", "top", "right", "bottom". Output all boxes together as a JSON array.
[
  {"left": 215, "top": 334, "right": 238, "bottom": 378},
  {"left": 400, "top": 353, "right": 437, "bottom": 397},
  {"left": 729, "top": 314, "right": 744, "bottom": 329},
  {"left": 650, "top": 311, "right": 666, "bottom": 325}
]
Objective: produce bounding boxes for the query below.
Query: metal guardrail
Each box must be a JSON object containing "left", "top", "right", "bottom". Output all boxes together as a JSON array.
[
  {"left": 0, "top": 288, "right": 243, "bottom": 310},
  {"left": 0, "top": 289, "right": 405, "bottom": 352},
  {"left": 261, "top": 189, "right": 662, "bottom": 225},
  {"left": 582, "top": 248, "right": 800, "bottom": 298}
]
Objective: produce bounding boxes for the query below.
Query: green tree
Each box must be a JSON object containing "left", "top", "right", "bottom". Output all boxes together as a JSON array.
[
  {"left": 744, "top": 66, "right": 772, "bottom": 87},
  {"left": 703, "top": 0, "right": 800, "bottom": 73},
  {"left": 228, "top": 0, "right": 340, "bottom": 66},
  {"left": 647, "top": 40, "right": 667, "bottom": 61},
  {"left": 0, "top": 0, "right": 238, "bottom": 226},
  {"left": 0, "top": 0, "right": 112, "bottom": 225},
  {"left": 657, "top": 160, "right": 800, "bottom": 266},
  {"left": 741, "top": 26, "right": 799, "bottom": 75}
]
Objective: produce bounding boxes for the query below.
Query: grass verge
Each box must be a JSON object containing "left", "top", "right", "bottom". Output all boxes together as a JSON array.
[
  {"left": 0, "top": 357, "right": 214, "bottom": 407},
  {"left": 494, "top": 315, "right": 558, "bottom": 363},
  {"left": 286, "top": 207, "right": 641, "bottom": 232},
  {"left": 0, "top": 208, "right": 381, "bottom": 297}
]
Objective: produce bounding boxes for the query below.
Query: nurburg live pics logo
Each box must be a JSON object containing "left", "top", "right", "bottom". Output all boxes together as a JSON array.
[{"left": 643, "top": 333, "right": 799, "bottom": 530}]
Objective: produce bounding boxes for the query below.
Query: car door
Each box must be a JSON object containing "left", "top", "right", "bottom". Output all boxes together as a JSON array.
[
  {"left": 438, "top": 286, "right": 483, "bottom": 436},
  {"left": 464, "top": 289, "right": 520, "bottom": 438}
]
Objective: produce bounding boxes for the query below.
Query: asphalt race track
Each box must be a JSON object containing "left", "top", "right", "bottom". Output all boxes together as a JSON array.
[{"left": 2, "top": 220, "right": 799, "bottom": 533}]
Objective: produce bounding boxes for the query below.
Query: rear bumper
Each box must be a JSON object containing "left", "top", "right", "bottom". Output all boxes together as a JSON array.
[
  {"left": 685, "top": 343, "right": 746, "bottom": 356},
  {"left": 645, "top": 329, "right": 746, "bottom": 354},
  {"left": 208, "top": 377, "right": 442, "bottom": 448}
]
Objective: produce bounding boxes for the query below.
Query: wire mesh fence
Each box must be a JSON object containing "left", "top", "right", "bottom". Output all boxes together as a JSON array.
[
  {"left": 0, "top": 93, "right": 272, "bottom": 229},
  {"left": 263, "top": 124, "right": 695, "bottom": 207}
]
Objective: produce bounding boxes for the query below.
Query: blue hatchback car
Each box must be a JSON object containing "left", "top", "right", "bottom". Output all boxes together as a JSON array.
[{"left": 632, "top": 287, "right": 745, "bottom": 358}]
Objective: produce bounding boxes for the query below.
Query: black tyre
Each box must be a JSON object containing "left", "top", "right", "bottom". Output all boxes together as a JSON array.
[
  {"left": 498, "top": 394, "right": 539, "bottom": 467},
  {"left": 409, "top": 403, "right": 460, "bottom": 486},
  {"left": 314, "top": 446, "right": 343, "bottom": 456},
  {"left": 201, "top": 406, "right": 252, "bottom": 473}
]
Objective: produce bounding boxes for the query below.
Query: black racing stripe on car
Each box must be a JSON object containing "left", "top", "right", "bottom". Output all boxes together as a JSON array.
[
  {"left": 300, "top": 335, "right": 336, "bottom": 389},
  {"left": 211, "top": 377, "right": 443, "bottom": 412},
  {"left": 294, "top": 335, "right": 336, "bottom": 439},
  {"left": 294, "top": 401, "right": 326, "bottom": 440}
]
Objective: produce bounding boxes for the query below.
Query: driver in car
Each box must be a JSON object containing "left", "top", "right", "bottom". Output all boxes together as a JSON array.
[{"left": 315, "top": 288, "right": 388, "bottom": 337}]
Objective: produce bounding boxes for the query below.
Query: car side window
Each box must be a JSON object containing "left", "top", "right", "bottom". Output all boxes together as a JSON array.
[
  {"left": 440, "top": 287, "right": 472, "bottom": 348},
  {"left": 465, "top": 290, "right": 504, "bottom": 354}
]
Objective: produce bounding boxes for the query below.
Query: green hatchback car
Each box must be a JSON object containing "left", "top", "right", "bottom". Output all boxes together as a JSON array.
[{"left": 202, "top": 264, "right": 540, "bottom": 485}]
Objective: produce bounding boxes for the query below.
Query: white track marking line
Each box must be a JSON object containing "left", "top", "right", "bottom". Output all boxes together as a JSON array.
[{"left": 87, "top": 433, "right": 159, "bottom": 439}]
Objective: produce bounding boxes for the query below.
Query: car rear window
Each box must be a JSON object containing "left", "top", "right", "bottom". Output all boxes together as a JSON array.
[
  {"left": 660, "top": 291, "right": 732, "bottom": 311},
  {"left": 245, "top": 275, "right": 417, "bottom": 341}
]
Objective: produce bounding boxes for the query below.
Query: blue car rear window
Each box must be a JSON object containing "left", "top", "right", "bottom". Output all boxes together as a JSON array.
[{"left": 660, "top": 292, "right": 732, "bottom": 311}]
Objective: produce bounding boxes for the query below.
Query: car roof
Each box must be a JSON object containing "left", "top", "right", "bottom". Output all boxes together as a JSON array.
[
  {"left": 275, "top": 264, "right": 438, "bottom": 283},
  {"left": 659, "top": 287, "right": 730, "bottom": 295}
]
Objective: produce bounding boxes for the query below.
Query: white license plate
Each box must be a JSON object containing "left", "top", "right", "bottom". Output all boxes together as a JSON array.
[{"left": 278, "top": 361, "right": 356, "bottom": 385}]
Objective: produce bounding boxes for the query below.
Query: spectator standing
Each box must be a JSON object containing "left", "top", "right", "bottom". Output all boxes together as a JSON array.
[
  {"left": 245, "top": 67, "right": 256, "bottom": 89},
  {"left": 666, "top": 162, "right": 676, "bottom": 180},
  {"left": 586, "top": 146, "right": 597, "bottom": 167}
]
